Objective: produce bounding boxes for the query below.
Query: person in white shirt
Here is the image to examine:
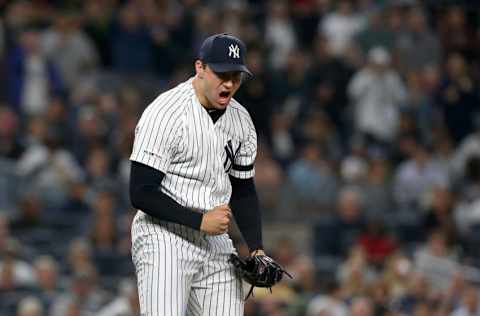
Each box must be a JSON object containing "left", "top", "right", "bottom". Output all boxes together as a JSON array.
[{"left": 348, "top": 46, "right": 407, "bottom": 143}]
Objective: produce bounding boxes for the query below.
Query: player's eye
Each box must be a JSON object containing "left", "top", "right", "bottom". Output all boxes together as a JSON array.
[{"left": 233, "top": 72, "right": 242, "bottom": 83}]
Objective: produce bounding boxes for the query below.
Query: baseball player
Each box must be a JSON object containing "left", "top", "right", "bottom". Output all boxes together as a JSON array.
[{"left": 129, "top": 33, "right": 266, "bottom": 315}]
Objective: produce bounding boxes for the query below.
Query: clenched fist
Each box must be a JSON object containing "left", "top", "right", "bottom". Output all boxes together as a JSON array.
[{"left": 200, "top": 204, "right": 232, "bottom": 235}]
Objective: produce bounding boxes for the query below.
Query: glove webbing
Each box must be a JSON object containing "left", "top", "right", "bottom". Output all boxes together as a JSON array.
[{"left": 230, "top": 253, "right": 292, "bottom": 300}]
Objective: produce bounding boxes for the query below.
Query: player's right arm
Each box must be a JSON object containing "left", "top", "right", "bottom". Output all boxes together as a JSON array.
[
  {"left": 129, "top": 161, "right": 230, "bottom": 235},
  {"left": 129, "top": 98, "right": 230, "bottom": 235}
]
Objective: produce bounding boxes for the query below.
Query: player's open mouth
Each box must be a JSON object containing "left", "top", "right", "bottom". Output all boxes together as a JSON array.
[{"left": 218, "top": 91, "right": 231, "bottom": 104}]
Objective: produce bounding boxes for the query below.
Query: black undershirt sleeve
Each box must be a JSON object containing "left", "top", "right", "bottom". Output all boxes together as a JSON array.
[
  {"left": 229, "top": 176, "right": 263, "bottom": 252},
  {"left": 129, "top": 161, "right": 203, "bottom": 230}
]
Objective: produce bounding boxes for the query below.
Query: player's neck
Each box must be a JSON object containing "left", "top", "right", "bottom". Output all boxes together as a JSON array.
[{"left": 192, "top": 76, "right": 213, "bottom": 110}]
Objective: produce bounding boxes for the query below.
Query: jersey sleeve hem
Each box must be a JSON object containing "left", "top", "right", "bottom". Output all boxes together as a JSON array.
[
  {"left": 129, "top": 155, "right": 170, "bottom": 174},
  {"left": 229, "top": 169, "right": 255, "bottom": 179}
]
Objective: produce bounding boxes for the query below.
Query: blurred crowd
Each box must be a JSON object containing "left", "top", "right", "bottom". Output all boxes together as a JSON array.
[{"left": 1, "top": 0, "right": 480, "bottom": 315}]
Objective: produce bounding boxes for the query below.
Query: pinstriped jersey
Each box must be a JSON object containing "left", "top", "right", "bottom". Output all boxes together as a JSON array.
[{"left": 130, "top": 78, "right": 257, "bottom": 212}]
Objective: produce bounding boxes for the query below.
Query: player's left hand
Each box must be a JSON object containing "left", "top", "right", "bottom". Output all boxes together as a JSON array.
[{"left": 229, "top": 251, "right": 292, "bottom": 300}]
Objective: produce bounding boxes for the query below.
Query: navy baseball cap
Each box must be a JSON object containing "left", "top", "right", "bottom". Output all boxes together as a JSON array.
[{"left": 198, "top": 33, "right": 252, "bottom": 76}]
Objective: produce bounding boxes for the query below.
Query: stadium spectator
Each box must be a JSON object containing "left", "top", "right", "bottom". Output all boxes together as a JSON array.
[
  {"left": 349, "top": 296, "right": 373, "bottom": 316},
  {"left": 391, "top": 271, "right": 430, "bottom": 315},
  {"left": 31, "top": 255, "right": 61, "bottom": 309},
  {"left": 382, "top": 252, "right": 412, "bottom": 301},
  {"left": 354, "top": 10, "right": 396, "bottom": 56},
  {"left": 65, "top": 238, "right": 93, "bottom": 276},
  {"left": 438, "top": 6, "right": 474, "bottom": 59},
  {"left": 287, "top": 141, "right": 338, "bottom": 213},
  {"left": 0, "top": 106, "right": 23, "bottom": 160},
  {"left": 42, "top": 13, "right": 98, "bottom": 89},
  {"left": 50, "top": 265, "right": 110, "bottom": 316},
  {"left": 348, "top": 46, "right": 407, "bottom": 143},
  {"left": 254, "top": 140, "right": 285, "bottom": 217},
  {"left": 337, "top": 246, "right": 374, "bottom": 299},
  {"left": 451, "top": 285, "right": 480, "bottom": 316},
  {"left": 84, "top": 147, "right": 117, "bottom": 194},
  {"left": 414, "top": 230, "right": 458, "bottom": 292},
  {"left": 6, "top": 25, "right": 63, "bottom": 115},
  {"left": 235, "top": 47, "right": 274, "bottom": 140},
  {"left": 395, "top": 9, "right": 441, "bottom": 74},
  {"left": 16, "top": 126, "right": 83, "bottom": 209},
  {"left": 16, "top": 296, "right": 44, "bottom": 316},
  {"left": 422, "top": 185, "right": 458, "bottom": 245},
  {"left": 361, "top": 153, "right": 393, "bottom": 216},
  {"left": 110, "top": 3, "right": 154, "bottom": 74},
  {"left": 0, "top": 238, "right": 35, "bottom": 290},
  {"left": 97, "top": 278, "right": 139, "bottom": 316},
  {"left": 305, "top": 280, "right": 348, "bottom": 316},
  {"left": 270, "top": 111, "right": 296, "bottom": 165},
  {"left": 264, "top": 0, "right": 297, "bottom": 70},
  {"left": 356, "top": 219, "right": 398, "bottom": 265},
  {"left": 393, "top": 139, "right": 449, "bottom": 209},
  {"left": 436, "top": 53, "right": 479, "bottom": 144},
  {"left": 305, "top": 34, "right": 353, "bottom": 135},
  {"left": 319, "top": 0, "right": 366, "bottom": 57}
]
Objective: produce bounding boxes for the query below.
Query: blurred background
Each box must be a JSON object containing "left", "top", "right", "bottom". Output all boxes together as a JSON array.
[{"left": 0, "top": 0, "right": 480, "bottom": 315}]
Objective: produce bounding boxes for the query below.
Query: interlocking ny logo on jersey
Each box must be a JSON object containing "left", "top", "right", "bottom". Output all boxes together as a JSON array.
[
  {"left": 224, "top": 140, "right": 241, "bottom": 173},
  {"left": 228, "top": 44, "right": 240, "bottom": 59}
]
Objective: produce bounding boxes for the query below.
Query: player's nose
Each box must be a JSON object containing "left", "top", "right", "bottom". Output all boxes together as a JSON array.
[{"left": 222, "top": 80, "right": 234, "bottom": 89}]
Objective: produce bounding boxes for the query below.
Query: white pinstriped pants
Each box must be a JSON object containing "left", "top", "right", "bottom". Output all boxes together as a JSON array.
[{"left": 131, "top": 211, "right": 244, "bottom": 316}]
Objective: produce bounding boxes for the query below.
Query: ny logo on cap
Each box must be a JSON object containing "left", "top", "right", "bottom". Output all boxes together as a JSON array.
[{"left": 228, "top": 44, "right": 240, "bottom": 59}]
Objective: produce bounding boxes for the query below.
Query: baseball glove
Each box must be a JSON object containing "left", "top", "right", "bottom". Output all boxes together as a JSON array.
[{"left": 229, "top": 253, "right": 292, "bottom": 299}]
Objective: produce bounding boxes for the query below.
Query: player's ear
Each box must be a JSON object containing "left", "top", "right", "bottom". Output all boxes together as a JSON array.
[{"left": 195, "top": 60, "right": 205, "bottom": 78}]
